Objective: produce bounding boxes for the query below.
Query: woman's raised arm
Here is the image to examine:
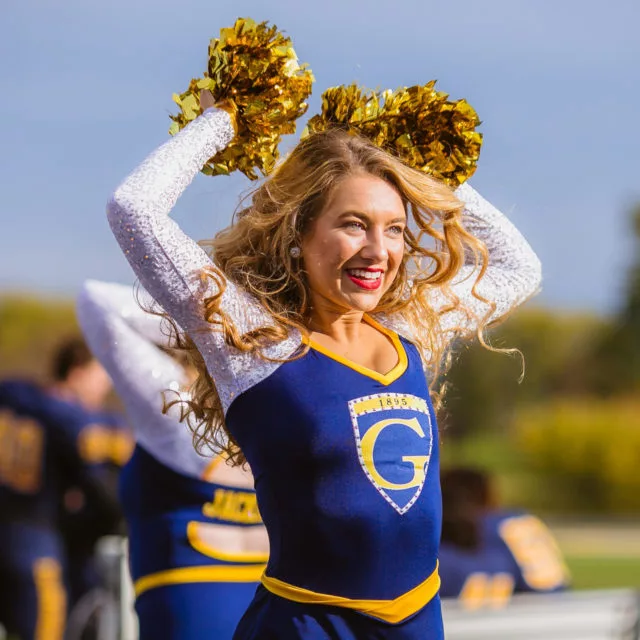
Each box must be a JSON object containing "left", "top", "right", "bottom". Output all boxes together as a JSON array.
[
  {"left": 76, "top": 280, "right": 213, "bottom": 478},
  {"left": 435, "top": 183, "right": 542, "bottom": 338},
  {"left": 107, "top": 107, "right": 234, "bottom": 334}
]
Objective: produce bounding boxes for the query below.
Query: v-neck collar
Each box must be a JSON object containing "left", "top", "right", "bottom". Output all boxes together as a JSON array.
[{"left": 303, "top": 315, "right": 408, "bottom": 386}]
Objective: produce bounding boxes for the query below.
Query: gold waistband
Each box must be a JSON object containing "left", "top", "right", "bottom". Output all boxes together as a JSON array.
[{"left": 261, "top": 562, "right": 440, "bottom": 624}]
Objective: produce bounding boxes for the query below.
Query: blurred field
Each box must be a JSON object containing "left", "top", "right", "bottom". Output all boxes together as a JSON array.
[
  {"left": 554, "top": 523, "right": 640, "bottom": 589},
  {"left": 565, "top": 556, "right": 640, "bottom": 589}
]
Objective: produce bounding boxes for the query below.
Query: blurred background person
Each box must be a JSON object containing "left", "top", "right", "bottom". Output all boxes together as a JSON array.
[
  {"left": 439, "top": 466, "right": 570, "bottom": 610},
  {"left": 77, "top": 280, "right": 268, "bottom": 639},
  {"left": 0, "top": 338, "right": 124, "bottom": 640},
  {"left": 51, "top": 341, "right": 134, "bottom": 633}
]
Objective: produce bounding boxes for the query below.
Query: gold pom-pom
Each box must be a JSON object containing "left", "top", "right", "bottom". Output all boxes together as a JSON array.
[
  {"left": 304, "top": 81, "right": 482, "bottom": 187},
  {"left": 169, "top": 18, "right": 314, "bottom": 180}
]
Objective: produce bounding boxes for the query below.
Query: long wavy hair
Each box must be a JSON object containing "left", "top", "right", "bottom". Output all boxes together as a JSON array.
[{"left": 167, "top": 129, "right": 494, "bottom": 464}]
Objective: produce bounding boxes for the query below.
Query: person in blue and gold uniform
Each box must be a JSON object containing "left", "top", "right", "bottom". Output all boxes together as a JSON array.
[
  {"left": 0, "top": 338, "right": 122, "bottom": 640},
  {"left": 105, "top": 18, "right": 542, "bottom": 638},
  {"left": 77, "top": 280, "right": 268, "bottom": 639},
  {"left": 60, "top": 405, "right": 133, "bottom": 623},
  {"left": 439, "top": 467, "right": 569, "bottom": 609}
]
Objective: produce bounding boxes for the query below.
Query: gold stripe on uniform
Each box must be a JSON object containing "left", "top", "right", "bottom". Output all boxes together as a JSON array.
[
  {"left": 261, "top": 562, "right": 440, "bottom": 624},
  {"left": 304, "top": 315, "right": 409, "bottom": 387},
  {"left": 351, "top": 395, "right": 428, "bottom": 417},
  {"left": 134, "top": 563, "right": 267, "bottom": 597},
  {"left": 34, "top": 557, "right": 66, "bottom": 640}
]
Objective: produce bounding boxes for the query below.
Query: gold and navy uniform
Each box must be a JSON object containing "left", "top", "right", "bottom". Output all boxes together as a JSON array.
[
  {"left": 61, "top": 410, "right": 133, "bottom": 607},
  {"left": 0, "top": 380, "right": 120, "bottom": 640},
  {"left": 483, "top": 511, "right": 570, "bottom": 594},
  {"left": 106, "top": 106, "right": 542, "bottom": 638},
  {"left": 439, "top": 543, "right": 518, "bottom": 609},
  {"left": 120, "top": 445, "right": 266, "bottom": 638},
  {"left": 78, "top": 280, "right": 268, "bottom": 639},
  {"left": 439, "top": 510, "right": 569, "bottom": 609},
  {"left": 228, "top": 325, "right": 444, "bottom": 639}
]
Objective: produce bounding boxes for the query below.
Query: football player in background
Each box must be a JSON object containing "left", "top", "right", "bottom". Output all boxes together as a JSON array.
[
  {"left": 439, "top": 466, "right": 570, "bottom": 609},
  {"left": 0, "top": 338, "right": 125, "bottom": 639}
]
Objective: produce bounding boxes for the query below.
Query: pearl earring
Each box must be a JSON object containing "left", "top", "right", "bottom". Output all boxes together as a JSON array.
[{"left": 289, "top": 247, "right": 301, "bottom": 258}]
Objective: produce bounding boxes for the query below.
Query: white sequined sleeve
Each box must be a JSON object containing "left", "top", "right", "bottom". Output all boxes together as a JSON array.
[
  {"left": 433, "top": 182, "right": 542, "bottom": 337},
  {"left": 106, "top": 109, "right": 288, "bottom": 409},
  {"left": 76, "top": 280, "right": 213, "bottom": 479}
]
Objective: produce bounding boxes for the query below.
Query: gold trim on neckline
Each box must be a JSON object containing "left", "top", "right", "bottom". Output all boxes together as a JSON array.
[{"left": 304, "top": 315, "right": 408, "bottom": 386}]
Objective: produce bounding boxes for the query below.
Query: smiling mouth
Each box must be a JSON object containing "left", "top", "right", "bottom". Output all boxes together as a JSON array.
[{"left": 345, "top": 268, "right": 384, "bottom": 291}]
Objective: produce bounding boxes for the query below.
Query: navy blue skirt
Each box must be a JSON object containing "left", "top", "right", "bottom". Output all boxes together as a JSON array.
[
  {"left": 136, "top": 581, "right": 259, "bottom": 640},
  {"left": 233, "top": 585, "right": 444, "bottom": 639}
]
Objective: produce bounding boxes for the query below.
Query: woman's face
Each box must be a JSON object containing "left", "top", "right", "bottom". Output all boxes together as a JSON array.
[{"left": 301, "top": 173, "right": 407, "bottom": 314}]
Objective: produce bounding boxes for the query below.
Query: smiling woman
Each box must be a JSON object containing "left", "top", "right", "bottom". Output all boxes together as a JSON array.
[
  {"left": 303, "top": 174, "right": 406, "bottom": 305},
  {"left": 201, "top": 126, "right": 485, "bottom": 437},
  {"left": 106, "top": 61, "right": 540, "bottom": 640}
]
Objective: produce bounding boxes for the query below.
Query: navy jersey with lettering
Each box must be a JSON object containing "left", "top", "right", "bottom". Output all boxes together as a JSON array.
[
  {"left": 0, "top": 380, "right": 119, "bottom": 527},
  {"left": 439, "top": 510, "right": 569, "bottom": 609},
  {"left": 61, "top": 409, "right": 133, "bottom": 606},
  {"left": 0, "top": 380, "right": 120, "bottom": 640},
  {"left": 120, "top": 445, "right": 265, "bottom": 637},
  {"left": 78, "top": 280, "right": 267, "bottom": 639},
  {"left": 439, "top": 543, "right": 518, "bottom": 609},
  {"left": 482, "top": 510, "right": 570, "bottom": 594}
]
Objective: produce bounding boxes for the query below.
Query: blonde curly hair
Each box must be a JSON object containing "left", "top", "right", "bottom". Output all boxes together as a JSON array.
[{"left": 167, "top": 128, "right": 493, "bottom": 464}]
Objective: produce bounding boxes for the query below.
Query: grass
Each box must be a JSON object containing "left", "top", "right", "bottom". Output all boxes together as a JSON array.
[{"left": 565, "top": 555, "right": 640, "bottom": 590}]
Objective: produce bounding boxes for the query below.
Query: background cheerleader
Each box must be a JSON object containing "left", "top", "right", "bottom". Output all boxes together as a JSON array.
[{"left": 77, "top": 280, "right": 268, "bottom": 639}]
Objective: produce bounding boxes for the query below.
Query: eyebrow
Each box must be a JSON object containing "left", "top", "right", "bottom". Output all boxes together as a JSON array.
[{"left": 338, "top": 211, "right": 407, "bottom": 224}]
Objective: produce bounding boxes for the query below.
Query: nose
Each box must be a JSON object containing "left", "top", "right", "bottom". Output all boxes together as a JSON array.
[{"left": 361, "top": 226, "right": 388, "bottom": 264}]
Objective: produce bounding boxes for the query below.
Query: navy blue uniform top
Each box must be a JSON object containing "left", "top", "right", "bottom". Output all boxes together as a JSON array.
[
  {"left": 227, "top": 334, "right": 441, "bottom": 605},
  {"left": 439, "top": 543, "right": 516, "bottom": 602},
  {"left": 0, "top": 380, "right": 120, "bottom": 530},
  {"left": 59, "top": 408, "right": 132, "bottom": 538},
  {"left": 439, "top": 509, "right": 569, "bottom": 606},
  {"left": 120, "top": 444, "right": 265, "bottom": 583},
  {"left": 482, "top": 510, "right": 569, "bottom": 594}
]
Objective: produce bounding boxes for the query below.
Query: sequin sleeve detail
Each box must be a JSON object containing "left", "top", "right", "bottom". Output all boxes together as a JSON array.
[
  {"left": 107, "top": 108, "right": 234, "bottom": 333},
  {"left": 106, "top": 109, "right": 298, "bottom": 412},
  {"left": 432, "top": 182, "right": 542, "bottom": 339},
  {"left": 76, "top": 280, "right": 213, "bottom": 478},
  {"left": 374, "top": 184, "right": 541, "bottom": 362}
]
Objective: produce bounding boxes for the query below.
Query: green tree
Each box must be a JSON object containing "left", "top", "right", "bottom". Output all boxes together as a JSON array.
[
  {"left": 443, "top": 309, "right": 605, "bottom": 437},
  {"left": 589, "top": 205, "right": 640, "bottom": 394},
  {"left": 0, "top": 295, "right": 78, "bottom": 380},
  {"left": 515, "top": 398, "right": 640, "bottom": 514}
]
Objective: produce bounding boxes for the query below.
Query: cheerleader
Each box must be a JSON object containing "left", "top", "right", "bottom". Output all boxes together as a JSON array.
[
  {"left": 77, "top": 280, "right": 268, "bottom": 639},
  {"left": 106, "top": 24, "right": 541, "bottom": 638}
]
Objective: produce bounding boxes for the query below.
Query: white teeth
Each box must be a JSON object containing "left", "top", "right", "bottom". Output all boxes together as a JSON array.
[{"left": 348, "top": 269, "right": 382, "bottom": 280}]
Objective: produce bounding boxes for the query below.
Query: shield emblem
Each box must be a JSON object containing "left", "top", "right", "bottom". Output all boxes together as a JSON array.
[{"left": 348, "top": 393, "right": 433, "bottom": 515}]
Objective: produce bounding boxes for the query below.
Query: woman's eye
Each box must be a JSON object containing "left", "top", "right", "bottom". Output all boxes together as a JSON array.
[
  {"left": 345, "top": 220, "right": 365, "bottom": 231},
  {"left": 388, "top": 225, "right": 405, "bottom": 236}
]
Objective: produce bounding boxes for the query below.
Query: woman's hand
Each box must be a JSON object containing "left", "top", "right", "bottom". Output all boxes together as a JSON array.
[
  {"left": 200, "top": 90, "right": 238, "bottom": 132},
  {"left": 200, "top": 89, "right": 216, "bottom": 112}
]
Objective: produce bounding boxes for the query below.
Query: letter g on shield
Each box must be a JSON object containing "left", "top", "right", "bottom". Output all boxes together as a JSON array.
[{"left": 349, "top": 394, "right": 433, "bottom": 515}]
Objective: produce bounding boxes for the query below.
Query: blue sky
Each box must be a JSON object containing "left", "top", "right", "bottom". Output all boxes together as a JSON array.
[{"left": 1, "top": 0, "right": 639, "bottom": 313}]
